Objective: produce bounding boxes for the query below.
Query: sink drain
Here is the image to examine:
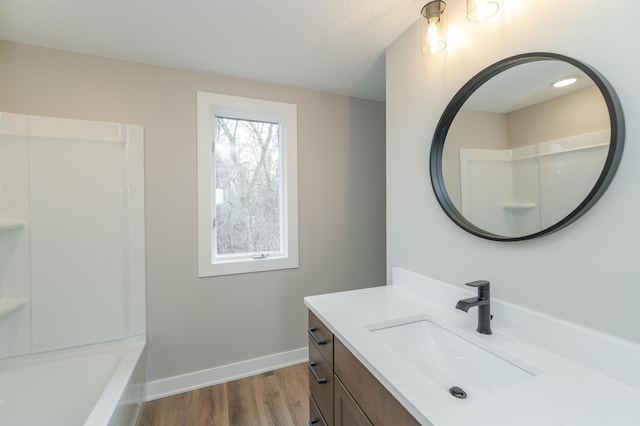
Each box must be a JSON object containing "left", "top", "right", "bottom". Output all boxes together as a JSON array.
[{"left": 449, "top": 386, "right": 467, "bottom": 399}]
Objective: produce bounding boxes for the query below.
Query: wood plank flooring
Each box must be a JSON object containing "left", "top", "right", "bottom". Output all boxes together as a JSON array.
[{"left": 139, "top": 363, "right": 309, "bottom": 426}]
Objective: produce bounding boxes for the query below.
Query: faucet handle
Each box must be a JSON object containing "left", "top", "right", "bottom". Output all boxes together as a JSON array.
[{"left": 465, "top": 280, "right": 490, "bottom": 289}]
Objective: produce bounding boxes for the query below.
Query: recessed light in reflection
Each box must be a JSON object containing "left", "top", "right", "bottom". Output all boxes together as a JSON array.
[{"left": 553, "top": 77, "right": 577, "bottom": 88}]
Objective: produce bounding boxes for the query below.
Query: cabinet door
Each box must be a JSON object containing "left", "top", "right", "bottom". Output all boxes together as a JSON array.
[
  {"left": 334, "top": 338, "right": 420, "bottom": 426},
  {"left": 334, "top": 376, "right": 372, "bottom": 426}
]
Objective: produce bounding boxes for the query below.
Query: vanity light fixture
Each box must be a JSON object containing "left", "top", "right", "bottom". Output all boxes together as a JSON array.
[
  {"left": 467, "top": 0, "right": 499, "bottom": 22},
  {"left": 553, "top": 77, "right": 578, "bottom": 88},
  {"left": 422, "top": 0, "right": 500, "bottom": 54},
  {"left": 421, "top": 1, "right": 447, "bottom": 54}
]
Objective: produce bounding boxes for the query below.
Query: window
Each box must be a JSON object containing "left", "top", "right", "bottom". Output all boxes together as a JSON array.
[{"left": 197, "top": 92, "right": 298, "bottom": 277}]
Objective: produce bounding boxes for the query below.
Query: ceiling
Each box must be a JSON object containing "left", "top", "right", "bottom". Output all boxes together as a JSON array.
[
  {"left": 0, "top": 0, "right": 423, "bottom": 102},
  {"left": 464, "top": 61, "right": 594, "bottom": 113}
]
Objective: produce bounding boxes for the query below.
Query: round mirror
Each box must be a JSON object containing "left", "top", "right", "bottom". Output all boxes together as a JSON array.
[{"left": 430, "top": 52, "right": 624, "bottom": 241}]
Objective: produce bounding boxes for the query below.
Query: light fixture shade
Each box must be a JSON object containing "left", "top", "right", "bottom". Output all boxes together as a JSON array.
[
  {"left": 421, "top": 1, "right": 447, "bottom": 54},
  {"left": 467, "top": 0, "right": 499, "bottom": 22}
]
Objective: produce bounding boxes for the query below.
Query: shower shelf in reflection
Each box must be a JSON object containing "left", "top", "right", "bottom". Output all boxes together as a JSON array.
[
  {"left": 0, "top": 299, "right": 26, "bottom": 319},
  {"left": 0, "top": 219, "right": 25, "bottom": 233},
  {"left": 502, "top": 202, "right": 537, "bottom": 211}
]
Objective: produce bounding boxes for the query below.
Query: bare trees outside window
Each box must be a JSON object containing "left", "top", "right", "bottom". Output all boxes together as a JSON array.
[
  {"left": 197, "top": 91, "right": 298, "bottom": 276},
  {"left": 214, "top": 117, "right": 282, "bottom": 256}
]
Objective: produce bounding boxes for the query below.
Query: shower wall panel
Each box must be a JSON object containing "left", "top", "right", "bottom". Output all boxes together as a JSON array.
[
  {"left": 0, "top": 112, "right": 145, "bottom": 358},
  {"left": 0, "top": 113, "right": 31, "bottom": 359}
]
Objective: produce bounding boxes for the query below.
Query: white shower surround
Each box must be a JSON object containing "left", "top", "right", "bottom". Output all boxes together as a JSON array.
[
  {"left": 0, "top": 112, "right": 146, "bottom": 425},
  {"left": 459, "top": 129, "right": 609, "bottom": 236}
]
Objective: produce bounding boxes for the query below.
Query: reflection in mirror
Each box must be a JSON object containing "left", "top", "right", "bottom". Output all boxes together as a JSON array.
[
  {"left": 444, "top": 62, "right": 609, "bottom": 237},
  {"left": 430, "top": 53, "right": 624, "bottom": 241}
]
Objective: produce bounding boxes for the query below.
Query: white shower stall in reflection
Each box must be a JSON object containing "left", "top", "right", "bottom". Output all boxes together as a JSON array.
[
  {"left": 459, "top": 130, "right": 609, "bottom": 236},
  {"left": 0, "top": 112, "right": 146, "bottom": 425}
]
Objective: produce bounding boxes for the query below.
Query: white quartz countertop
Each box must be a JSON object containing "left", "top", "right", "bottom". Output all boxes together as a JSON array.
[{"left": 304, "top": 269, "right": 640, "bottom": 426}]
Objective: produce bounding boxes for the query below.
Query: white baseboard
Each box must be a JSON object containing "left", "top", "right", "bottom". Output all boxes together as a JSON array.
[{"left": 145, "top": 347, "right": 308, "bottom": 401}]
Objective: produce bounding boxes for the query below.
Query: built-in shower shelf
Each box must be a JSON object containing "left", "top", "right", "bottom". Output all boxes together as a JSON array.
[
  {"left": 0, "top": 219, "right": 25, "bottom": 232},
  {"left": 0, "top": 299, "right": 27, "bottom": 319},
  {"left": 503, "top": 202, "right": 537, "bottom": 211}
]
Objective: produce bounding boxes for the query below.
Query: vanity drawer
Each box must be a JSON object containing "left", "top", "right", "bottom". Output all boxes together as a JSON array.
[
  {"left": 309, "top": 395, "right": 328, "bottom": 426},
  {"left": 308, "top": 310, "right": 333, "bottom": 369},
  {"left": 334, "top": 338, "right": 419, "bottom": 426},
  {"left": 309, "top": 341, "right": 334, "bottom": 426}
]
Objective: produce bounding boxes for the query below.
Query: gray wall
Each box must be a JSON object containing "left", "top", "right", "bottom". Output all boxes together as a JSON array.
[
  {"left": 507, "top": 86, "right": 609, "bottom": 148},
  {"left": 0, "top": 41, "right": 386, "bottom": 381},
  {"left": 444, "top": 109, "right": 508, "bottom": 209},
  {"left": 386, "top": 0, "right": 640, "bottom": 344}
]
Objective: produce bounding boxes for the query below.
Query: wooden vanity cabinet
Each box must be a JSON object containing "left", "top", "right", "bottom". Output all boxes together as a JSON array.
[
  {"left": 310, "top": 395, "right": 328, "bottom": 426},
  {"left": 334, "top": 376, "right": 372, "bottom": 426},
  {"left": 308, "top": 310, "right": 420, "bottom": 426},
  {"left": 309, "top": 310, "right": 333, "bottom": 368},
  {"left": 309, "top": 339, "right": 334, "bottom": 425},
  {"left": 334, "top": 338, "right": 420, "bottom": 426},
  {"left": 308, "top": 310, "right": 335, "bottom": 425}
]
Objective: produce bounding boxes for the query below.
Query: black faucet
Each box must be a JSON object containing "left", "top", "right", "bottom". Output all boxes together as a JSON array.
[{"left": 455, "top": 280, "right": 492, "bottom": 335}]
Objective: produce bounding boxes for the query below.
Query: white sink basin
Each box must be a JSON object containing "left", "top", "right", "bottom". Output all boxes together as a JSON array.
[{"left": 369, "top": 318, "right": 541, "bottom": 399}]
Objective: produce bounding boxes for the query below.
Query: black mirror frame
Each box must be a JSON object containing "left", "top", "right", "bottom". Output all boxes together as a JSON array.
[{"left": 429, "top": 52, "right": 625, "bottom": 242}]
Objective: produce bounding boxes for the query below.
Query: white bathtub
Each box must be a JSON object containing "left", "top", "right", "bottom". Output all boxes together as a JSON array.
[{"left": 0, "top": 336, "right": 146, "bottom": 426}]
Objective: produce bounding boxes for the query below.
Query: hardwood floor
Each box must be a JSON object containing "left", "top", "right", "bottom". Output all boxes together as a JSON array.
[{"left": 139, "top": 363, "right": 309, "bottom": 426}]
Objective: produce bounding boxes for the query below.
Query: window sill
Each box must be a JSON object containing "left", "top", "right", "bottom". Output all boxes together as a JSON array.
[{"left": 198, "top": 255, "right": 299, "bottom": 277}]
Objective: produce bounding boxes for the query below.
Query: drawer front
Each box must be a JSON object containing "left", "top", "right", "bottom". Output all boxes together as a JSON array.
[
  {"left": 309, "top": 395, "right": 328, "bottom": 426},
  {"left": 308, "top": 310, "right": 334, "bottom": 369},
  {"left": 334, "top": 338, "right": 420, "bottom": 426},
  {"left": 309, "top": 341, "right": 334, "bottom": 426}
]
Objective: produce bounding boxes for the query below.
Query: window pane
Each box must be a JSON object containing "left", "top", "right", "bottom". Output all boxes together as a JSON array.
[{"left": 214, "top": 117, "right": 281, "bottom": 256}]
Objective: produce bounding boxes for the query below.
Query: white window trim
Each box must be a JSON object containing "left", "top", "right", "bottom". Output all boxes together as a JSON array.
[{"left": 196, "top": 91, "right": 298, "bottom": 277}]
